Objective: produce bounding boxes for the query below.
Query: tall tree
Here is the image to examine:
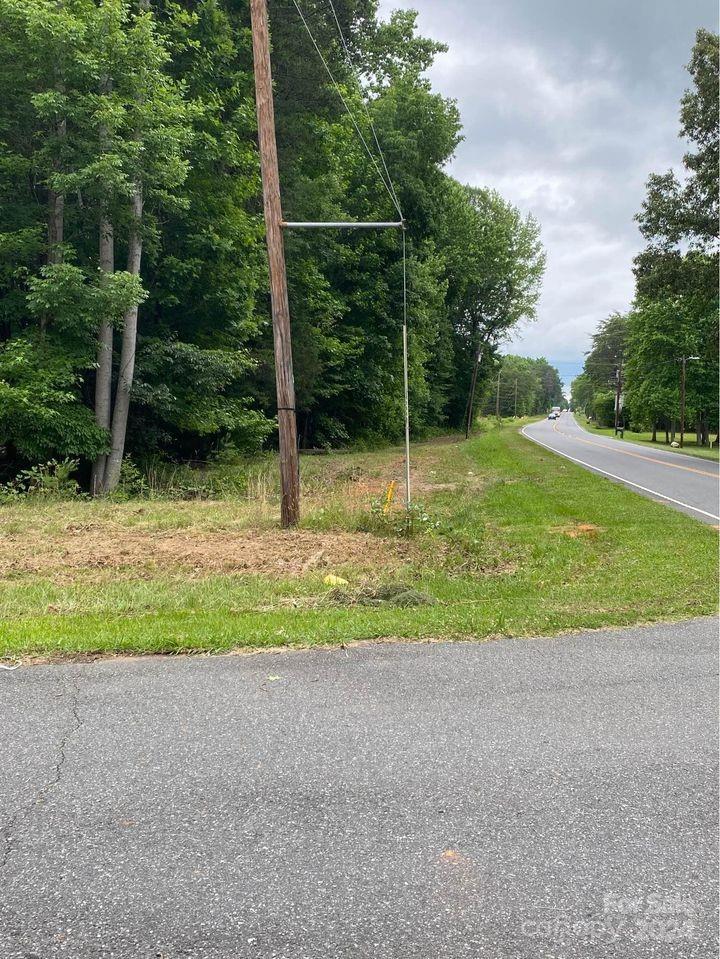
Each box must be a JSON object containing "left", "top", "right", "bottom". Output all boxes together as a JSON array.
[
  {"left": 99, "top": 2, "right": 192, "bottom": 492},
  {"left": 0, "top": 0, "right": 548, "bottom": 480},
  {"left": 629, "top": 28, "right": 719, "bottom": 443}
]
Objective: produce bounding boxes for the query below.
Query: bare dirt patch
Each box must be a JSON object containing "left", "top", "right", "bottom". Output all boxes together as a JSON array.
[
  {"left": 1, "top": 527, "right": 410, "bottom": 582},
  {"left": 556, "top": 523, "right": 603, "bottom": 539}
]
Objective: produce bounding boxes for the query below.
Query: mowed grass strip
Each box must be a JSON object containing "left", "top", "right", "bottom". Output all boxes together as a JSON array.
[{"left": 1, "top": 424, "right": 716, "bottom": 658}]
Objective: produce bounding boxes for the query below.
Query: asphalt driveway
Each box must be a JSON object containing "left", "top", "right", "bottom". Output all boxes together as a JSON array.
[{"left": 1, "top": 618, "right": 718, "bottom": 958}]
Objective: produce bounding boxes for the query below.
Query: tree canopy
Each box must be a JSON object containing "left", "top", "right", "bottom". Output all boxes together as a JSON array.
[
  {"left": 0, "top": 0, "right": 546, "bottom": 487},
  {"left": 572, "top": 29, "right": 718, "bottom": 442}
]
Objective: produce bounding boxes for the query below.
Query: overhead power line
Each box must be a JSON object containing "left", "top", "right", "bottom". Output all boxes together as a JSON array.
[
  {"left": 285, "top": 0, "right": 411, "bottom": 507},
  {"left": 289, "top": 0, "right": 403, "bottom": 220},
  {"left": 325, "top": 0, "right": 403, "bottom": 218}
]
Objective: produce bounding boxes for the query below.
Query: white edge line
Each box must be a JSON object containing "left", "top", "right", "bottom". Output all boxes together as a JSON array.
[{"left": 520, "top": 427, "right": 720, "bottom": 522}]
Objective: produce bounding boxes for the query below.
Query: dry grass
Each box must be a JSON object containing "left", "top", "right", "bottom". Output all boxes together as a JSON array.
[
  {"left": 555, "top": 523, "right": 604, "bottom": 539},
  {"left": 0, "top": 439, "right": 460, "bottom": 583},
  {"left": 2, "top": 424, "right": 718, "bottom": 658},
  {"left": 0, "top": 526, "right": 412, "bottom": 583}
]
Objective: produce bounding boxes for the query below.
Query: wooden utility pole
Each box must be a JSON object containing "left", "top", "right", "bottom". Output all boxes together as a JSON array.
[
  {"left": 250, "top": 0, "right": 300, "bottom": 527},
  {"left": 614, "top": 362, "right": 623, "bottom": 436},
  {"left": 679, "top": 356, "right": 687, "bottom": 449}
]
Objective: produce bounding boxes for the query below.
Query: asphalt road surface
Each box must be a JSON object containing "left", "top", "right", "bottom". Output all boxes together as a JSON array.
[
  {"left": 1, "top": 618, "right": 718, "bottom": 958},
  {"left": 522, "top": 413, "right": 720, "bottom": 524}
]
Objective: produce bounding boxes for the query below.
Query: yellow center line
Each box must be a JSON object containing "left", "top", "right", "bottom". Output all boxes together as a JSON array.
[{"left": 551, "top": 421, "right": 719, "bottom": 479}]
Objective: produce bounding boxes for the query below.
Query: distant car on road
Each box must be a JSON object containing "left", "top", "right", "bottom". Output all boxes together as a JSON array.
[{"left": 548, "top": 411, "right": 558, "bottom": 420}]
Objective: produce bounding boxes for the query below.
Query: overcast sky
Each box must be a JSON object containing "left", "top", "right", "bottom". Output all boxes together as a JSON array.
[{"left": 379, "top": 0, "right": 718, "bottom": 384}]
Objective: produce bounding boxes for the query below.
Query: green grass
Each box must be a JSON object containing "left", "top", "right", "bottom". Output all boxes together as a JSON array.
[
  {"left": 580, "top": 417, "right": 719, "bottom": 461},
  {"left": 1, "top": 423, "right": 717, "bottom": 659}
]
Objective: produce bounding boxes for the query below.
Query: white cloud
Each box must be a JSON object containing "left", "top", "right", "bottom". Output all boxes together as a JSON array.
[
  {"left": 434, "top": 39, "right": 620, "bottom": 123},
  {"left": 377, "top": 0, "right": 717, "bottom": 368}
]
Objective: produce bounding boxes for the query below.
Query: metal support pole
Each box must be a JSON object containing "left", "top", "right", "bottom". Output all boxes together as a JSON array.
[
  {"left": 282, "top": 221, "right": 404, "bottom": 229},
  {"left": 402, "top": 229, "right": 411, "bottom": 510},
  {"left": 465, "top": 349, "right": 481, "bottom": 439},
  {"left": 679, "top": 356, "right": 686, "bottom": 448}
]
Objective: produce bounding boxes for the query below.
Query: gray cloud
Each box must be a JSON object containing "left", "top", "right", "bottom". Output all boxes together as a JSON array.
[{"left": 379, "top": 0, "right": 718, "bottom": 373}]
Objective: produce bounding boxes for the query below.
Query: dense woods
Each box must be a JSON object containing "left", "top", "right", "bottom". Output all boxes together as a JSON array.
[
  {"left": 0, "top": 0, "right": 546, "bottom": 491},
  {"left": 572, "top": 30, "right": 719, "bottom": 444}
]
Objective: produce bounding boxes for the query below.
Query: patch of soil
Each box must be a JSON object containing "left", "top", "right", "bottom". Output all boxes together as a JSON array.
[
  {"left": 0, "top": 527, "right": 410, "bottom": 581},
  {"left": 557, "top": 523, "right": 603, "bottom": 539}
]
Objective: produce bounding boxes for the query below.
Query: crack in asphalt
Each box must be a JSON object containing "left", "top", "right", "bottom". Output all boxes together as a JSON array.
[{"left": 0, "top": 676, "right": 83, "bottom": 872}]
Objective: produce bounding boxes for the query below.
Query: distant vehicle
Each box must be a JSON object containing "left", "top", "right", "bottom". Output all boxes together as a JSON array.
[
  {"left": 548, "top": 411, "right": 558, "bottom": 420},
  {"left": 551, "top": 406, "right": 561, "bottom": 415}
]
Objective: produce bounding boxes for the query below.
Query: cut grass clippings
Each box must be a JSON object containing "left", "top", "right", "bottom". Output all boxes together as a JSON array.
[{"left": 1, "top": 422, "right": 717, "bottom": 659}]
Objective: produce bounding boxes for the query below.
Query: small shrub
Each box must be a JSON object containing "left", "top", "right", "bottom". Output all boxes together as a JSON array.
[
  {"left": 115, "top": 456, "right": 149, "bottom": 499},
  {"left": 0, "top": 458, "right": 80, "bottom": 502},
  {"left": 358, "top": 495, "right": 442, "bottom": 538}
]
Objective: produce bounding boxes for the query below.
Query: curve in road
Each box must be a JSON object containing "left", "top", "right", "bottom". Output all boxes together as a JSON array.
[{"left": 522, "top": 413, "right": 720, "bottom": 524}]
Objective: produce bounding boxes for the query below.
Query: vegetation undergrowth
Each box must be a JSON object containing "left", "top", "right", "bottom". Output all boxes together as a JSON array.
[{"left": 0, "top": 422, "right": 716, "bottom": 659}]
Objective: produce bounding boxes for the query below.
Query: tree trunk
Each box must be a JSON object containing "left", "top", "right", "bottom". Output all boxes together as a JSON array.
[
  {"left": 102, "top": 187, "right": 143, "bottom": 494},
  {"left": 651, "top": 422, "right": 657, "bottom": 442},
  {"left": 47, "top": 189, "right": 64, "bottom": 263},
  {"left": 91, "top": 215, "right": 115, "bottom": 494},
  {"left": 47, "top": 107, "right": 66, "bottom": 265},
  {"left": 42, "top": 113, "right": 66, "bottom": 334}
]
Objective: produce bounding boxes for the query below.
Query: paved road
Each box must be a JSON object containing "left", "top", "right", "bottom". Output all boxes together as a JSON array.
[
  {"left": 522, "top": 413, "right": 720, "bottom": 524},
  {"left": 1, "top": 619, "right": 718, "bottom": 958}
]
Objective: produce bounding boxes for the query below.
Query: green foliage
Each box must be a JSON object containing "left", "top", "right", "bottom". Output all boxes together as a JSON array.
[
  {"left": 576, "top": 31, "right": 718, "bottom": 442},
  {"left": 0, "top": 337, "right": 107, "bottom": 462},
  {"left": 629, "top": 29, "right": 718, "bottom": 438},
  {"left": 115, "top": 455, "right": 149, "bottom": 499},
  {"left": 0, "top": 457, "right": 79, "bottom": 501},
  {"left": 487, "top": 355, "right": 564, "bottom": 418},
  {"left": 0, "top": 0, "right": 547, "bottom": 483},
  {"left": 590, "top": 390, "right": 617, "bottom": 429},
  {"left": 360, "top": 493, "right": 442, "bottom": 538}
]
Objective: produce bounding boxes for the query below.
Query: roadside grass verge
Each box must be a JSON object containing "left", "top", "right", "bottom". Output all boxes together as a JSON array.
[
  {"left": 1, "top": 423, "right": 717, "bottom": 659},
  {"left": 580, "top": 417, "right": 719, "bottom": 462}
]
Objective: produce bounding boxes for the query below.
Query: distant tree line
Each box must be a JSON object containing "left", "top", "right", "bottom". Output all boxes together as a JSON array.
[
  {"left": 572, "top": 30, "right": 718, "bottom": 445},
  {"left": 0, "top": 0, "right": 546, "bottom": 491},
  {"left": 480, "top": 355, "right": 564, "bottom": 418}
]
